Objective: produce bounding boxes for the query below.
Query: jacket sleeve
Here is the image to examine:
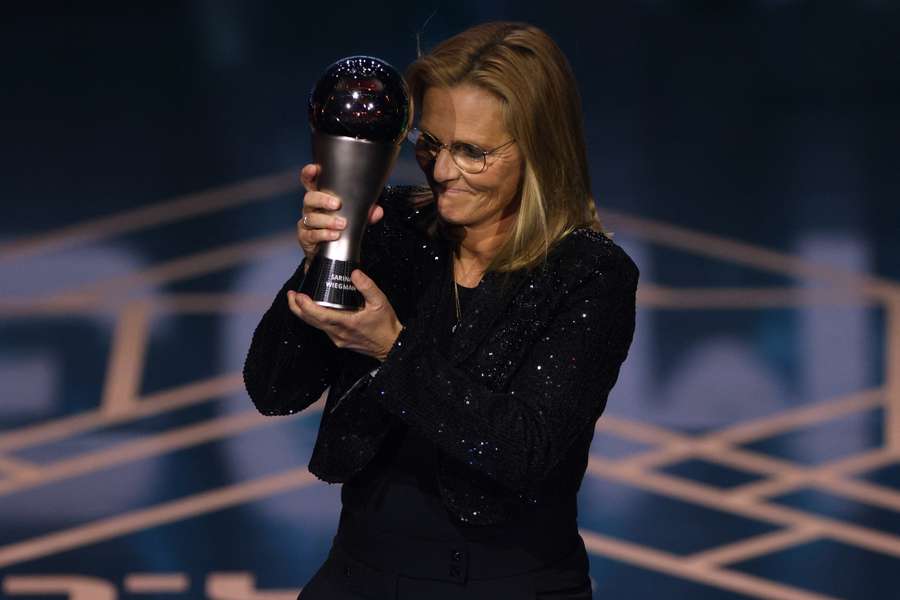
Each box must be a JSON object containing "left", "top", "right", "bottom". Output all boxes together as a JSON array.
[
  {"left": 242, "top": 256, "right": 343, "bottom": 415},
  {"left": 242, "top": 185, "right": 425, "bottom": 417},
  {"left": 361, "top": 254, "right": 639, "bottom": 493}
]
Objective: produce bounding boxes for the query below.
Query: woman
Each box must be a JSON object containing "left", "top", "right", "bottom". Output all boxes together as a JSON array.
[{"left": 244, "top": 21, "right": 639, "bottom": 599}]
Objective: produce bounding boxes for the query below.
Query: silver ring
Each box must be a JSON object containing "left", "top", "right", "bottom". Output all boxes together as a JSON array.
[{"left": 302, "top": 214, "right": 311, "bottom": 228}]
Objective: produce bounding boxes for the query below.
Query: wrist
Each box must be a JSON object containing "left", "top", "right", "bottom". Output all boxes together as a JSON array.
[{"left": 378, "top": 321, "right": 405, "bottom": 363}]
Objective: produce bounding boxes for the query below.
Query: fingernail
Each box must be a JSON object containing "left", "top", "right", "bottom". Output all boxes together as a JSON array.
[{"left": 336, "top": 217, "right": 347, "bottom": 227}]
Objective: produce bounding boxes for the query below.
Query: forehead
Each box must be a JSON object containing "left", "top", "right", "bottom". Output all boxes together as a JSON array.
[{"left": 419, "top": 85, "right": 509, "bottom": 145}]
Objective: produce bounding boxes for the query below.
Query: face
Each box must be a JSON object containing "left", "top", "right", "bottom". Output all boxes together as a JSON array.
[{"left": 417, "top": 84, "right": 524, "bottom": 230}]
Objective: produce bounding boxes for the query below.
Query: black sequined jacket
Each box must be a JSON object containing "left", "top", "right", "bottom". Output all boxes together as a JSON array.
[{"left": 242, "top": 185, "right": 639, "bottom": 526}]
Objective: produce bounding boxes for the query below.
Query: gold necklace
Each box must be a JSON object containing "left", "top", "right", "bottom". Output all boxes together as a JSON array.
[
  {"left": 450, "top": 251, "right": 482, "bottom": 334},
  {"left": 452, "top": 279, "right": 461, "bottom": 333},
  {"left": 451, "top": 251, "right": 462, "bottom": 333}
]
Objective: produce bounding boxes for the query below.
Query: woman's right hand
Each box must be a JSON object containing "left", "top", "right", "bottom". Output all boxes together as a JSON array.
[{"left": 297, "top": 164, "right": 385, "bottom": 273}]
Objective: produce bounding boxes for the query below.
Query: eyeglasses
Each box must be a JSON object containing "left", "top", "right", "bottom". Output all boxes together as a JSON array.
[{"left": 407, "top": 127, "right": 516, "bottom": 174}]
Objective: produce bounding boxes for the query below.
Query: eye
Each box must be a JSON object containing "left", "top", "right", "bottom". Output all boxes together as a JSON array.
[
  {"left": 413, "top": 135, "right": 438, "bottom": 155},
  {"left": 455, "top": 143, "right": 484, "bottom": 160},
  {"left": 420, "top": 132, "right": 442, "bottom": 150}
]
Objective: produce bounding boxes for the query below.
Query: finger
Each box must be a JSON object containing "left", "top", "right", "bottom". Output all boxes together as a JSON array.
[
  {"left": 299, "top": 164, "right": 316, "bottom": 191},
  {"left": 304, "top": 190, "right": 341, "bottom": 212},
  {"left": 299, "top": 164, "right": 321, "bottom": 192},
  {"left": 297, "top": 223, "right": 342, "bottom": 247},
  {"left": 285, "top": 290, "right": 305, "bottom": 320},
  {"left": 351, "top": 269, "right": 383, "bottom": 308},
  {"left": 299, "top": 208, "right": 346, "bottom": 230},
  {"left": 311, "top": 228, "right": 341, "bottom": 242},
  {"left": 369, "top": 204, "right": 384, "bottom": 224},
  {"left": 288, "top": 291, "right": 324, "bottom": 328},
  {"left": 295, "top": 293, "right": 345, "bottom": 328}
]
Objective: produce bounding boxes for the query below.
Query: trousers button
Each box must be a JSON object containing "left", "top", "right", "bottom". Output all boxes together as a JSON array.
[
  {"left": 344, "top": 565, "right": 352, "bottom": 577},
  {"left": 450, "top": 565, "right": 461, "bottom": 577},
  {"left": 451, "top": 550, "right": 463, "bottom": 562}
]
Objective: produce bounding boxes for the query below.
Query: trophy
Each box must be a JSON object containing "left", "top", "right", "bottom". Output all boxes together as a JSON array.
[{"left": 299, "top": 56, "right": 412, "bottom": 310}]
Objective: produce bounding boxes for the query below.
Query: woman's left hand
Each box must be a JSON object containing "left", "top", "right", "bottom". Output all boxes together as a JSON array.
[{"left": 286, "top": 269, "right": 404, "bottom": 362}]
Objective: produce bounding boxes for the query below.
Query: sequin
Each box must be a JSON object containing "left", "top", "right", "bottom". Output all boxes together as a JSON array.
[{"left": 242, "top": 184, "right": 639, "bottom": 525}]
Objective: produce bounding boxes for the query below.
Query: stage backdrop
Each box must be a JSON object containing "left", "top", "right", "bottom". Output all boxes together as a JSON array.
[{"left": 1, "top": 2, "right": 898, "bottom": 599}]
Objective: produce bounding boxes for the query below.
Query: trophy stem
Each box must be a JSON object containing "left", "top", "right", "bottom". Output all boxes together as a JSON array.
[
  {"left": 297, "top": 132, "right": 401, "bottom": 311},
  {"left": 299, "top": 254, "right": 363, "bottom": 310}
]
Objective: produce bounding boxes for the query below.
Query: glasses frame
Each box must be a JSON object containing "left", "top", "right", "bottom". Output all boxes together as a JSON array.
[{"left": 407, "top": 127, "right": 516, "bottom": 174}]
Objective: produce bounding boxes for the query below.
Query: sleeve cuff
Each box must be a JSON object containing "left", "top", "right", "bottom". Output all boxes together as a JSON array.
[
  {"left": 382, "top": 322, "right": 416, "bottom": 365},
  {"left": 288, "top": 256, "right": 310, "bottom": 291}
]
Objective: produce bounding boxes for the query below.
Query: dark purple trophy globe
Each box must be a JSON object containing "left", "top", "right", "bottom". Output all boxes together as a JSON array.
[{"left": 299, "top": 55, "right": 412, "bottom": 310}]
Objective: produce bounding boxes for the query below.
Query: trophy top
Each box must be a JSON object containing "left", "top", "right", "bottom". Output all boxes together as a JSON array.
[{"left": 308, "top": 55, "right": 412, "bottom": 144}]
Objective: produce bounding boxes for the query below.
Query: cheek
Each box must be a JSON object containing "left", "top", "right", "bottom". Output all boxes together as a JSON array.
[{"left": 487, "top": 170, "right": 521, "bottom": 207}]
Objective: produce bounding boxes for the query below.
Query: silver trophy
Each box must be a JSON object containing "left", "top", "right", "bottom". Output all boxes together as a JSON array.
[{"left": 299, "top": 56, "right": 412, "bottom": 310}]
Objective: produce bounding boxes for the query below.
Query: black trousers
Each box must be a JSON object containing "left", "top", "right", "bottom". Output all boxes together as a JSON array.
[{"left": 297, "top": 515, "right": 593, "bottom": 599}]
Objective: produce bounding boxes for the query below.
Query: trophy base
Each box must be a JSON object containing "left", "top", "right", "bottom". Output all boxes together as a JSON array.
[{"left": 298, "top": 255, "right": 363, "bottom": 311}]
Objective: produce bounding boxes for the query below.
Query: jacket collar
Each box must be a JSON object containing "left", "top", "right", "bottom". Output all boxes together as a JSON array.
[{"left": 415, "top": 238, "right": 533, "bottom": 366}]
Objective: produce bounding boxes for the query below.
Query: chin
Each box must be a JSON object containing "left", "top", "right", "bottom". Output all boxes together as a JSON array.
[
  {"left": 438, "top": 210, "right": 462, "bottom": 225},
  {"left": 437, "top": 195, "right": 456, "bottom": 216},
  {"left": 437, "top": 205, "right": 467, "bottom": 227}
]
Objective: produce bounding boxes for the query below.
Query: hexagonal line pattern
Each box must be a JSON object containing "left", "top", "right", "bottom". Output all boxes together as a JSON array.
[
  {"left": 0, "top": 467, "right": 321, "bottom": 569},
  {"left": 0, "top": 380, "right": 895, "bottom": 599},
  {"left": 0, "top": 404, "right": 316, "bottom": 498},
  {"left": 0, "top": 170, "right": 898, "bottom": 599},
  {"left": 0, "top": 169, "right": 298, "bottom": 266}
]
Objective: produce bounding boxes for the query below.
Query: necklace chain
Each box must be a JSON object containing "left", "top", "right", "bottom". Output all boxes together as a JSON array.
[
  {"left": 451, "top": 251, "right": 461, "bottom": 333},
  {"left": 452, "top": 277, "right": 461, "bottom": 333},
  {"left": 450, "top": 250, "right": 483, "bottom": 334}
]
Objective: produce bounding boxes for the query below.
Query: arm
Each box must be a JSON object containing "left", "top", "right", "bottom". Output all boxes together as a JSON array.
[
  {"left": 243, "top": 185, "right": 424, "bottom": 416},
  {"left": 242, "top": 256, "right": 342, "bottom": 415},
  {"left": 361, "top": 255, "right": 639, "bottom": 493}
]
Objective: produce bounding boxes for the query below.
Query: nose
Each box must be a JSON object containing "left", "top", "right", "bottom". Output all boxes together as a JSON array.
[{"left": 431, "top": 147, "right": 461, "bottom": 183}]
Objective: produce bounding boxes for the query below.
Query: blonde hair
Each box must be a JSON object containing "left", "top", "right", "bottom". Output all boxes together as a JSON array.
[{"left": 406, "top": 21, "right": 605, "bottom": 275}]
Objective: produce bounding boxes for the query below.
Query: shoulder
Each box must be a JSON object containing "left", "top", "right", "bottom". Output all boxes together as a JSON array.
[
  {"left": 546, "top": 227, "right": 639, "bottom": 295},
  {"left": 361, "top": 185, "right": 440, "bottom": 277},
  {"left": 362, "top": 184, "right": 434, "bottom": 252},
  {"left": 379, "top": 184, "right": 436, "bottom": 231}
]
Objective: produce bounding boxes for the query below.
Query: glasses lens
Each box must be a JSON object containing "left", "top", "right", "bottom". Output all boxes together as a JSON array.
[
  {"left": 409, "top": 129, "right": 486, "bottom": 173},
  {"left": 451, "top": 143, "right": 485, "bottom": 173},
  {"left": 411, "top": 130, "right": 436, "bottom": 163}
]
